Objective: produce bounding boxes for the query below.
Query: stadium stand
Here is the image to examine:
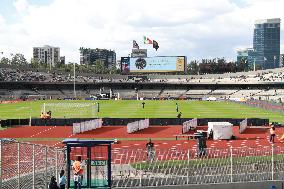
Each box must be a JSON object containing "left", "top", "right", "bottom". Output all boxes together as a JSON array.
[
  {"left": 1, "top": 66, "right": 284, "bottom": 103},
  {"left": 1, "top": 66, "right": 284, "bottom": 84}
]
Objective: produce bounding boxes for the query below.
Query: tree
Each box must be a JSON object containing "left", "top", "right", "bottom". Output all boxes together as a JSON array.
[
  {"left": 93, "top": 59, "right": 108, "bottom": 74},
  {"left": 109, "top": 67, "right": 120, "bottom": 74},
  {"left": 237, "top": 58, "right": 247, "bottom": 72},
  {"left": 0, "top": 57, "right": 10, "bottom": 65},
  {"left": 30, "top": 58, "right": 41, "bottom": 68},
  {"left": 11, "top": 53, "right": 28, "bottom": 66},
  {"left": 187, "top": 61, "right": 199, "bottom": 75},
  {"left": 190, "top": 58, "right": 240, "bottom": 74}
]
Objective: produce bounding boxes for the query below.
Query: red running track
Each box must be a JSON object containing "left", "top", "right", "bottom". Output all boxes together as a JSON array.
[{"left": 1, "top": 125, "right": 284, "bottom": 150}]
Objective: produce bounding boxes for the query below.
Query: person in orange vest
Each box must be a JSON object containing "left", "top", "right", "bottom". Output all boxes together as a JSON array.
[
  {"left": 73, "top": 155, "right": 83, "bottom": 189},
  {"left": 270, "top": 125, "right": 276, "bottom": 143}
]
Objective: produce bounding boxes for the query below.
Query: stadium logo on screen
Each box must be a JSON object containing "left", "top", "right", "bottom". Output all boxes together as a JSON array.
[{"left": 135, "top": 58, "right": 147, "bottom": 70}]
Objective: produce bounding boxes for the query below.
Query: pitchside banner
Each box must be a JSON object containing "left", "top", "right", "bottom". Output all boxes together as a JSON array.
[{"left": 121, "top": 56, "right": 186, "bottom": 73}]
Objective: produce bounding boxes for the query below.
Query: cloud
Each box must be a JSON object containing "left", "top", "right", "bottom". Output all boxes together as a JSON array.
[
  {"left": 13, "top": 0, "right": 29, "bottom": 13},
  {"left": 0, "top": 0, "right": 283, "bottom": 63}
]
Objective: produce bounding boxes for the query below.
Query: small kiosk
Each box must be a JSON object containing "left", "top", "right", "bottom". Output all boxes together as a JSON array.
[
  {"left": 63, "top": 139, "right": 114, "bottom": 189},
  {"left": 207, "top": 122, "right": 233, "bottom": 140}
]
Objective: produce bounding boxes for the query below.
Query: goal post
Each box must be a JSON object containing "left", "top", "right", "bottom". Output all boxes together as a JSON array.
[{"left": 40, "top": 102, "right": 98, "bottom": 118}]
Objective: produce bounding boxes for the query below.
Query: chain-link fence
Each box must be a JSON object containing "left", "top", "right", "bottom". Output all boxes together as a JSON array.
[
  {"left": 0, "top": 139, "right": 65, "bottom": 189},
  {"left": 1, "top": 139, "right": 284, "bottom": 188},
  {"left": 111, "top": 145, "right": 284, "bottom": 187}
]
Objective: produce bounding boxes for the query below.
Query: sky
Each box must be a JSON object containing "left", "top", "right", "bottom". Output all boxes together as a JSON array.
[{"left": 0, "top": 0, "right": 283, "bottom": 63}]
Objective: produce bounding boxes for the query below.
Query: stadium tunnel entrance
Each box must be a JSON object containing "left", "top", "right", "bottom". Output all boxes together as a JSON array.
[{"left": 63, "top": 139, "right": 114, "bottom": 189}]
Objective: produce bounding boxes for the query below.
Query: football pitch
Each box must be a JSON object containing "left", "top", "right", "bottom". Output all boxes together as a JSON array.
[{"left": 0, "top": 100, "right": 283, "bottom": 123}]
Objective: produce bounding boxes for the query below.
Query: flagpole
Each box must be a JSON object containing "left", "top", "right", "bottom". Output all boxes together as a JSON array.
[{"left": 253, "top": 58, "right": 256, "bottom": 71}]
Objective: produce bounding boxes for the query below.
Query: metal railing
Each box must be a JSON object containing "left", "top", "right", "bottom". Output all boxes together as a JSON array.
[
  {"left": 1, "top": 138, "right": 284, "bottom": 188},
  {"left": 0, "top": 139, "right": 65, "bottom": 189},
  {"left": 111, "top": 145, "right": 284, "bottom": 187}
]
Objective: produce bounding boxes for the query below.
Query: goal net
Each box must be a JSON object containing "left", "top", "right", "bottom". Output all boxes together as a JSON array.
[{"left": 41, "top": 102, "right": 97, "bottom": 118}]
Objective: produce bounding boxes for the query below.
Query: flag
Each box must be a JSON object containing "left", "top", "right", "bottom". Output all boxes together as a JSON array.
[
  {"left": 274, "top": 55, "right": 277, "bottom": 60},
  {"left": 133, "top": 40, "right": 139, "bottom": 49},
  {"left": 143, "top": 36, "right": 153, "bottom": 44},
  {"left": 153, "top": 40, "right": 159, "bottom": 51},
  {"left": 264, "top": 57, "right": 267, "bottom": 61}
]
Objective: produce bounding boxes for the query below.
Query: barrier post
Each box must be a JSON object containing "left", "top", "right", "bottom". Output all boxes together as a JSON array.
[
  {"left": 0, "top": 140, "right": 2, "bottom": 189},
  {"left": 18, "top": 142, "right": 20, "bottom": 189},
  {"left": 32, "top": 144, "right": 35, "bottom": 189},
  {"left": 230, "top": 146, "right": 233, "bottom": 183},
  {"left": 55, "top": 148, "right": 58, "bottom": 182},
  {"left": 187, "top": 149, "right": 189, "bottom": 184},
  {"left": 272, "top": 144, "right": 274, "bottom": 180},
  {"left": 45, "top": 146, "right": 48, "bottom": 188},
  {"left": 140, "top": 161, "right": 142, "bottom": 187}
]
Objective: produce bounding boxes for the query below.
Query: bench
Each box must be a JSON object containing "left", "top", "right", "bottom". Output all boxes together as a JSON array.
[{"left": 174, "top": 134, "right": 195, "bottom": 140}]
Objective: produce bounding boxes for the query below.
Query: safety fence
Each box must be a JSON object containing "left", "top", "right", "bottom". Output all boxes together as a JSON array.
[
  {"left": 1, "top": 139, "right": 284, "bottom": 188},
  {"left": 182, "top": 118, "right": 198, "bottom": 134},
  {"left": 72, "top": 119, "right": 103, "bottom": 134},
  {"left": 239, "top": 118, "right": 248, "bottom": 134},
  {"left": 0, "top": 139, "right": 65, "bottom": 189},
  {"left": 111, "top": 145, "right": 284, "bottom": 187},
  {"left": 127, "top": 119, "right": 150, "bottom": 133}
]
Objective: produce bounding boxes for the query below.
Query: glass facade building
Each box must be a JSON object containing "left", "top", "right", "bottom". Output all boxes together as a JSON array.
[
  {"left": 253, "top": 18, "right": 280, "bottom": 69},
  {"left": 237, "top": 48, "right": 255, "bottom": 70}
]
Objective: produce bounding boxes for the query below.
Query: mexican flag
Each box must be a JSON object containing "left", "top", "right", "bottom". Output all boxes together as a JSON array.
[{"left": 144, "top": 36, "right": 153, "bottom": 44}]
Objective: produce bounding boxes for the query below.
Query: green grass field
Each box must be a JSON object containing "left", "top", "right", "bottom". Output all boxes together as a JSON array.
[{"left": 0, "top": 100, "right": 283, "bottom": 123}]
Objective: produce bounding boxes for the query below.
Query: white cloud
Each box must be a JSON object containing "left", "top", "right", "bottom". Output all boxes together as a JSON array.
[
  {"left": 0, "top": 0, "right": 283, "bottom": 63},
  {"left": 13, "top": 0, "right": 29, "bottom": 13}
]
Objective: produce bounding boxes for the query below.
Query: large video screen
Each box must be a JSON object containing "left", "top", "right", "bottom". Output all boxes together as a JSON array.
[{"left": 121, "top": 56, "right": 186, "bottom": 73}]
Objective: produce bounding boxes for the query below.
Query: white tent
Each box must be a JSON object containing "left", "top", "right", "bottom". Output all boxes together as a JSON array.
[{"left": 208, "top": 122, "right": 233, "bottom": 140}]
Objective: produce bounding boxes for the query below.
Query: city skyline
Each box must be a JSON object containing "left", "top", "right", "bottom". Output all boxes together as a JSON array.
[{"left": 0, "top": 0, "right": 284, "bottom": 63}]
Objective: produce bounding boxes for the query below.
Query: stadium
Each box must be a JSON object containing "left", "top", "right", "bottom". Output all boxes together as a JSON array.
[{"left": 1, "top": 63, "right": 284, "bottom": 189}]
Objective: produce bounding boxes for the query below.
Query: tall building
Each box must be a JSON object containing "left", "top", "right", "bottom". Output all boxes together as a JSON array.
[
  {"left": 79, "top": 47, "right": 116, "bottom": 69},
  {"left": 60, "top": 56, "right": 65, "bottom": 65},
  {"left": 253, "top": 18, "right": 280, "bottom": 69},
  {"left": 237, "top": 48, "right": 255, "bottom": 69},
  {"left": 33, "top": 45, "right": 60, "bottom": 67}
]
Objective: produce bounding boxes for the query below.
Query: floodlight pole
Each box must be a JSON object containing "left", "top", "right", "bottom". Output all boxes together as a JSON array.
[{"left": 74, "top": 62, "right": 76, "bottom": 99}]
